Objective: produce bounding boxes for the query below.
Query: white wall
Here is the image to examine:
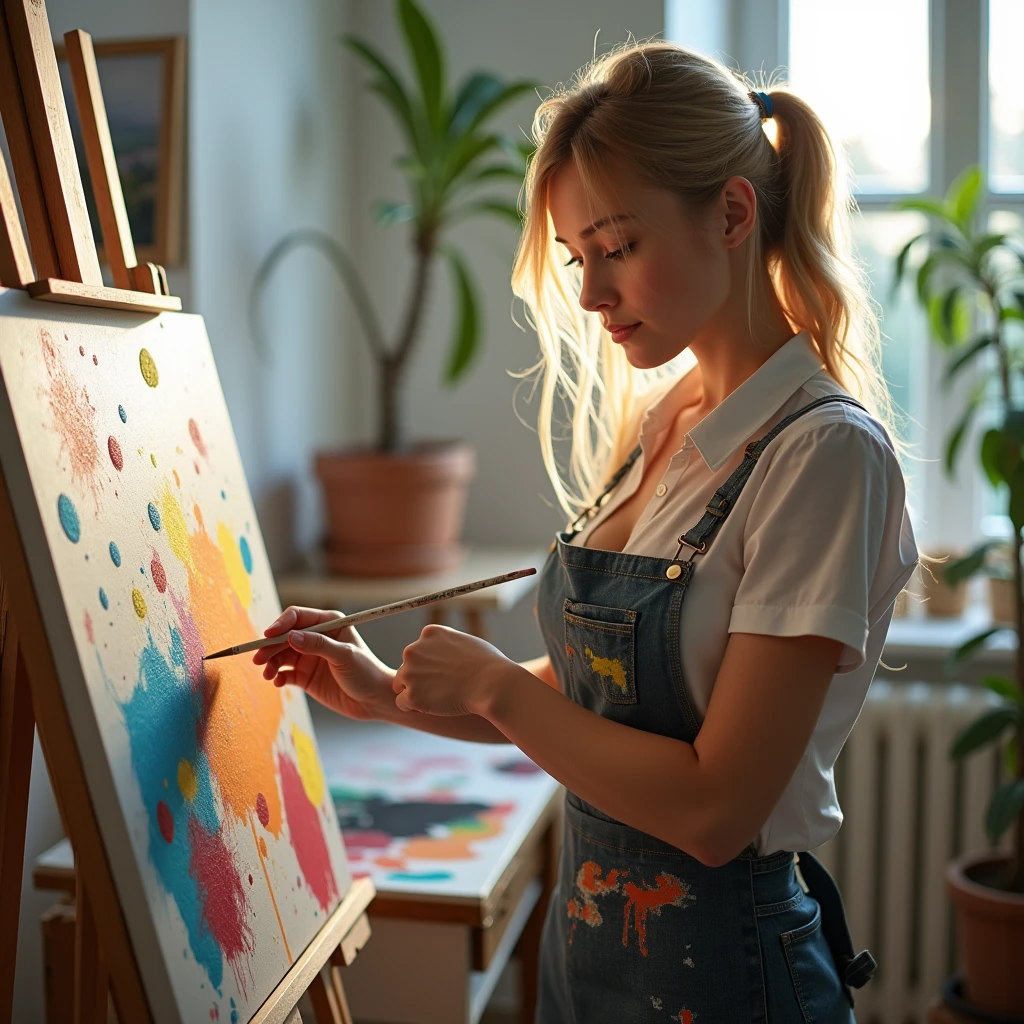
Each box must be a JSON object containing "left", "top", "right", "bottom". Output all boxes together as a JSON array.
[{"left": 343, "top": 0, "right": 664, "bottom": 668}]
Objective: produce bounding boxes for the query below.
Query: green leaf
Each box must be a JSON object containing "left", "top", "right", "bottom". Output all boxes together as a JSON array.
[
  {"left": 455, "top": 79, "right": 536, "bottom": 136},
  {"left": 1009, "top": 462, "right": 1024, "bottom": 533},
  {"left": 442, "top": 247, "right": 480, "bottom": 383},
  {"left": 343, "top": 37, "right": 424, "bottom": 153},
  {"left": 944, "top": 333, "right": 996, "bottom": 386},
  {"left": 450, "top": 72, "right": 505, "bottom": 135},
  {"left": 950, "top": 626, "right": 1002, "bottom": 666},
  {"left": 985, "top": 779, "right": 1024, "bottom": 843},
  {"left": 1005, "top": 409, "right": 1024, "bottom": 444},
  {"left": 949, "top": 166, "right": 984, "bottom": 232},
  {"left": 945, "top": 389, "right": 983, "bottom": 475},
  {"left": 397, "top": 0, "right": 445, "bottom": 134},
  {"left": 950, "top": 706, "right": 1018, "bottom": 759},
  {"left": 981, "top": 428, "right": 1010, "bottom": 486},
  {"left": 371, "top": 199, "right": 415, "bottom": 227},
  {"left": 982, "top": 675, "right": 1024, "bottom": 703},
  {"left": 892, "top": 232, "right": 926, "bottom": 294},
  {"left": 446, "top": 198, "right": 523, "bottom": 227},
  {"left": 442, "top": 133, "right": 503, "bottom": 189},
  {"left": 944, "top": 542, "right": 998, "bottom": 586},
  {"left": 974, "top": 232, "right": 1008, "bottom": 268},
  {"left": 897, "top": 196, "right": 959, "bottom": 228},
  {"left": 1000, "top": 305, "right": 1024, "bottom": 323}
]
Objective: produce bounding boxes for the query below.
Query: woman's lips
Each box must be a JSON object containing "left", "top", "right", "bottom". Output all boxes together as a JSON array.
[{"left": 608, "top": 322, "right": 641, "bottom": 343}]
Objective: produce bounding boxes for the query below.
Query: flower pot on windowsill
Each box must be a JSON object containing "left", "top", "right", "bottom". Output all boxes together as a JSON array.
[
  {"left": 921, "top": 550, "right": 969, "bottom": 618},
  {"left": 314, "top": 441, "right": 475, "bottom": 578},
  {"left": 989, "top": 576, "right": 1016, "bottom": 626},
  {"left": 946, "top": 851, "right": 1024, "bottom": 1016}
]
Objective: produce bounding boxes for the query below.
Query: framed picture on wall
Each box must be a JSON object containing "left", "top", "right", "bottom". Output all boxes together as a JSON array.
[{"left": 54, "top": 36, "right": 186, "bottom": 268}]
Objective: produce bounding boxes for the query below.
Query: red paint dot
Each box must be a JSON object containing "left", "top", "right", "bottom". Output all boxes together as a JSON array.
[
  {"left": 78, "top": 345, "right": 84, "bottom": 356},
  {"left": 194, "top": 461, "right": 200, "bottom": 474},
  {"left": 92, "top": 354, "right": 98, "bottom": 365},
  {"left": 248, "top": 873, "right": 253, "bottom": 886},
  {"left": 189, "top": 417, "right": 207, "bottom": 457},
  {"left": 157, "top": 801, "right": 174, "bottom": 843},
  {"left": 151, "top": 554, "right": 167, "bottom": 593},
  {"left": 108, "top": 435, "right": 123, "bottom": 471},
  {"left": 256, "top": 792, "right": 269, "bottom": 827}
]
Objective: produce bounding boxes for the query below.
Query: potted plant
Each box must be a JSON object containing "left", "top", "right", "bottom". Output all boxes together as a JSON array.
[
  {"left": 894, "top": 165, "right": 1024, "bottom": 1016},
  {"left": 250, "top": 0, "right": 534, "bottom": 576}
]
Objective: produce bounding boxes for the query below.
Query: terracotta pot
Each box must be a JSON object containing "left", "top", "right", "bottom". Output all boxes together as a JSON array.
[
  {"left": 921, "top": 550, "right": 968, "bottom": 617},
  {"left": 314, "top": 442, "right": 475, "bottom": 577},
  {"left": 947, "top": 851, "right": 1024, "bottom": 1015},
  {"left": 989, "top": 576, "right": 1017, "bottom": 626}
]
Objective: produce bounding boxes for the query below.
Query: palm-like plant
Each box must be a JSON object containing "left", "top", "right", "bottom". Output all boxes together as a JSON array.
[
  {"left": 894, "top": 166, "right": 1024, "bottom": 891},
  {"left": 250, "top": 0, "right": 535, "bottom": 451}
]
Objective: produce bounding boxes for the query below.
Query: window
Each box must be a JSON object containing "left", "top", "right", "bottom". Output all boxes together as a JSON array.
[{"left": 666, "top": 0, "right": 1024, "bottom": 551}]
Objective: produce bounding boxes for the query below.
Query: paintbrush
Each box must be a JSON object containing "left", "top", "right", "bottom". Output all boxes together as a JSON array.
[{"left": 201, "top": 567, "right": 538, "bottom": 661}]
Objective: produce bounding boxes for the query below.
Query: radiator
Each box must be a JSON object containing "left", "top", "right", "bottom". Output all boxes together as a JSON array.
[{"left": 810, "top": 680, "right": 1010, "bottom": 1023}]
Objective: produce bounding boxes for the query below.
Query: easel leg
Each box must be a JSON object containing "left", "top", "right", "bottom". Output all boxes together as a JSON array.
[
  {"left": 0, "top": 581, "right": 34, "bottom": 1024},
  {"left": 74, "top": 866, "right": 109, "bottom": 1024}
]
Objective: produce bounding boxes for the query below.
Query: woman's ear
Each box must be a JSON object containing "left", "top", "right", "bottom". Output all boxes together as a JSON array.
[{"left": 719, "top": 176, "right": 758, "bottom": 250}]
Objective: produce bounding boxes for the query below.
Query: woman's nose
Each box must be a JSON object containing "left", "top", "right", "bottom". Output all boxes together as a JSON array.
[{"left": 578, "top": 269, "right": 616, "bottom": 313}]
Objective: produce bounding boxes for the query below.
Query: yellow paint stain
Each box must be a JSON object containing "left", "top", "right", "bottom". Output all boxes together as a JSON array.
[
  {"left": 585, "top": 647, "right": 628, "bottom": 692},
  {"left": 177, "top": 758, "right": 198, "bottom": 802},
  {"left": 139, "top": 347, "right": 159, "bottom": 387},
  {"left": 160, "top": 482, "right": 194, "bottom": 572},
  {"left": 131, "top": 587, "right": 147, "bottom": 619},
  {"left": 291, "top": 723, "right": 325, "bottom": 807},
  {"left": 218, "top": 521, "right": 251, "bottom": 608},
  {"left": 150, "top": 453, "right": 157, "bottom": 467}
]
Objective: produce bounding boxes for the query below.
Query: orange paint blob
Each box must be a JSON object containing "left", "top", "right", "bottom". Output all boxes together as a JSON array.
[
  {"left": 621, "top": 872, "right": 694, "bottom": 957},
  {"left": 401, "top": 809, "right": 507, "bottom": 860}
]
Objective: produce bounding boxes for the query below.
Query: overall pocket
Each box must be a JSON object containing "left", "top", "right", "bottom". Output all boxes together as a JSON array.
[
  {"left": 563, "top": 599, "right": 637, "bottom": 705},
  {"left": 780, "top": 901, "right": 854, "bottom": 1023}
]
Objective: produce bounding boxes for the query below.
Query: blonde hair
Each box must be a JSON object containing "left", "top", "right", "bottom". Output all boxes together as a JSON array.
[{"left": 511, "top": 41, "right": 896, "bottom": 519}]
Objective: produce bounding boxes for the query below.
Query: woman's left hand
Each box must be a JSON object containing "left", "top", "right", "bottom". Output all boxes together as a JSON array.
[{"left": 392, "top": 624, "right": 517, "bottom": 717}]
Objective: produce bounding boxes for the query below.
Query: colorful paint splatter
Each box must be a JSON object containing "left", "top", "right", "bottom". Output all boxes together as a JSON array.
[{"left": 0, "top": 297, "right": 351, "bottom": 1022}]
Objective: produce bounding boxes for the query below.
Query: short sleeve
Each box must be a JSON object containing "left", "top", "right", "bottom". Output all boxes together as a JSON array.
[{"left": 728, "top": 417, "right": 919, "bottom": 673}]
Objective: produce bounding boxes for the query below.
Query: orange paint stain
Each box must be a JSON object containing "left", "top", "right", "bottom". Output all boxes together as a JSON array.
[
  {"left": 677, "top": 1011, "right": 693, "bottom": 1024},
  {"left": 400, "top": 809, "right": 506, "bottom": 860},
  {"left": 566, "top": 861, "right": 624, "bottom": 944},
  {"left": 622, "top": 872, "right": 695, "bottom": 957}
]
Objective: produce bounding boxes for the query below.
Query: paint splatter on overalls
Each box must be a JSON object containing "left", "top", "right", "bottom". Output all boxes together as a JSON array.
[{"left": 535, "top": 394, "right": 876, "bottom": 1023}]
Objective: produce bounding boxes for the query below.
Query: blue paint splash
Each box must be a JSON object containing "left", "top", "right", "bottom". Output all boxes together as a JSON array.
[
  {"left": 118, "top": 403, "right": 127, "bottom": 423},
  {"left": 148, "top": 502, "right": 161, "bottom": 531},
  {"left": 118, "top": 628, "right": 223, "bottom": 988},
  {"left": 58, "top": 494, "right": 80, "bottom": 543},
  {"left": 388, "top": 871, "right": 454, "bottom": 883},
  {"left": 99, "top": 587, "right": 108, "bottom": 610},
  {"left": 109, "top": 541, "right": 121, "bottom": 567},
  {"left": 239, "top": 537, "right": 252, "bottom": 574}
]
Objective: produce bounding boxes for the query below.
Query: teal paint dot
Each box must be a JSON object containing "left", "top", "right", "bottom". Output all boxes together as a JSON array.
[
  {"left": 220, "top": 489, "right": 226, "bottom": 500},
  {"left": 239, "top": 536, "right": 252, "bottom": 574},
  {"left": 57, "top": 494, "right": 80, "bottom": 543},
  {"left": 140, "top": 566, "right": 145, "bottom": 575},
  {"left": 118, "top": 404, "right": 127, "bottom": 423},
  {"left": 147, "top": 502, "right": 161, "bottom": 530},
  {"left": 99, "top": 588, "right": 108, "bottom": 610},
  {"left": 109, "top": 542, "right": 121, "bottom": 567}
]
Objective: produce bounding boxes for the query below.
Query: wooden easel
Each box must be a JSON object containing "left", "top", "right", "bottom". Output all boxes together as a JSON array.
[{"left": 0, "top": 1, "right": 374, "bottom": 1020}]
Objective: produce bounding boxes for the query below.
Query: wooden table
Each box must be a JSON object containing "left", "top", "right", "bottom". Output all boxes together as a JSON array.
[
  {"left": 35, "top": 718, "right": 564, "bottom": 1024},
  {"left": 275, "top": 547, "right": 549, "bottom": 641}
]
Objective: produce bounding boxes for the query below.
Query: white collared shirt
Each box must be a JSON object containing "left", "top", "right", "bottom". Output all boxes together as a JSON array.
[{"left": 571, "top": 331, "right": 919, "bottom": 854}]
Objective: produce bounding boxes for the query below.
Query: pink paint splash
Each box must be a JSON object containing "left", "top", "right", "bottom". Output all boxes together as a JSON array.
[
  {"left": 279, "top": 752, "right": 339, "bottom": 913},
  {"left": 151, "top": 552, "right": 167, "bottom": 593},
  {"left": 188, "top": 816, "right": 255, "bottom": 997},
  {"left": 108, "top": 435, "right": 123, "bottom": 471},
  {"left": 189, "top": 418, "right": 207, "bottom": 457},
  {"left": 84, "top": 610, "right": 94, "bottom": 645}
]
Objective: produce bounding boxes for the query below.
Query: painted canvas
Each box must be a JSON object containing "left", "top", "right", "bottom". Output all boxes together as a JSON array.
[
  {"left": 317, "top": 717, "right": 560, "bottom": 899},
  {"left": 0, "top": 290, "right": 351, "bottom": 1023}
]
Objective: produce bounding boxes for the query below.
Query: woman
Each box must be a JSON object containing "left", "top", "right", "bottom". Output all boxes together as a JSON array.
[{"left": 256, "top": 42, "right": 918, "bottom": 1022}]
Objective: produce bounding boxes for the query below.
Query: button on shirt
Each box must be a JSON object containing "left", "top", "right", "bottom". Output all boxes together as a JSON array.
[{"left": 571, "top": 331, "right": 919, "bottom": 854}]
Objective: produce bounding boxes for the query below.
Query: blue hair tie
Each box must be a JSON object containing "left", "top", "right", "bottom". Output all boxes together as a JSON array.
[{"left": 751, "top": 90, "right": 773, "bottom": 120}]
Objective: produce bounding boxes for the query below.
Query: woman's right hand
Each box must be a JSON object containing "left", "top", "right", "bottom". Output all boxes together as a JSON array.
[{"left": 252, "top": 606, "right": 396, "bottom": 721}]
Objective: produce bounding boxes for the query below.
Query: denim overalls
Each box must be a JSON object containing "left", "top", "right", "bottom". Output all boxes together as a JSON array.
[{"left": 534, "top": 394, "right": 876, "bottom": 1023}]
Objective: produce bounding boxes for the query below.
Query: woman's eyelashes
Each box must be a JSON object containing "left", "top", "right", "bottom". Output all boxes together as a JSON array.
[{"left": 563, "top": 242, "right": 636, "bottom": 268}]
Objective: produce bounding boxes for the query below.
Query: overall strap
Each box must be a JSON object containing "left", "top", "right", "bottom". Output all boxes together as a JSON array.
[
  {"left": 565, "top": 443, "right": 644, "bottom": 538},
  {"left": 672, "top": 394, "right": 867, "bottom": 562}
]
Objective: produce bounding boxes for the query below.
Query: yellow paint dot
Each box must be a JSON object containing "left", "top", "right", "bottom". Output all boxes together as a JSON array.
[
  {"left": 131, "top": 587, "right": 147, "bottom": 619},
  {"left": 585, "top": 647, "right": 628, "bottom": 692},
  {"left": 177, "top": 758, "right": 198, "bottom": 802},
  {"left": 291, "top": 724, "right": 325, "bottom": 807},
  {"left": 163, "top": 779, "right": 168, "bottom": 788},
  {"left": 150, "top": 453, "right": 157, "bottom": 467},
  {"left": 139, "top": 347, "right": 159, "bottom": 387},
  {"left": 218, "top": 521, "right": 251, "bottom": 608},
  {"left": 161, "top": 483, "right": 194, "bottom": 572}
]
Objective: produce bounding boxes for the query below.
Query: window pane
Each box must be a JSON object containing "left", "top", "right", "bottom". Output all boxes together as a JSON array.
[
  {"left": 989, "top": 1, "right": 1024, "bottom": 193},
  {"left": 852, "top": 211, "right": 929, "bottom": 511},
  {"left": 788, "top": 0, "right": 930, "bottom": 193}
]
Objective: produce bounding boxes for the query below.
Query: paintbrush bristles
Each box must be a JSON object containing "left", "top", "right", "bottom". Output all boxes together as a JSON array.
[{"left": 201, "top": 566, "right": 537, "bottom": 662}]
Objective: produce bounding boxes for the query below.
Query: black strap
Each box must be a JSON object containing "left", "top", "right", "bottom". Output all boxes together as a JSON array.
[
  {"left": 565, "top": 443, "right": 643, "bottom": 537},
  {"left": 797, "top": 850, "right": 876, "bottom": 1001}
]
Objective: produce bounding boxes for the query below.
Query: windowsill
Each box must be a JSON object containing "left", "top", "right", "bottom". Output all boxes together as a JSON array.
[{"left": 885, "top": 602, "right": 1016, "bottom": 660}]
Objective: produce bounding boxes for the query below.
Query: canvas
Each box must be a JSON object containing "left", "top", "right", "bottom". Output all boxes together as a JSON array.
[{"left": 0, "top": 290, "right": 351, "bottom": 1023}]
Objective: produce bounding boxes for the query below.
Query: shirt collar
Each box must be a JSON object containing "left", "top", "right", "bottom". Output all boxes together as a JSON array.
[{"left": 641, "top": 331, "right": 824, "bottom": 473}]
